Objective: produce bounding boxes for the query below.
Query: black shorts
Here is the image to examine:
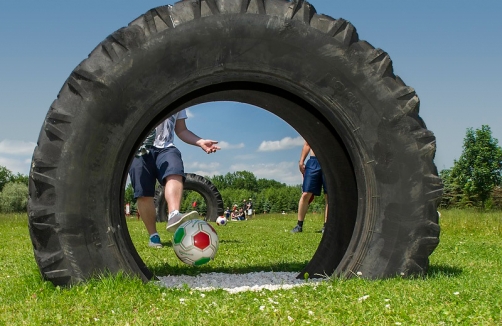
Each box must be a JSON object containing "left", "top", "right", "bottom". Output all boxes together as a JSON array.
[
  {"left": 302, "top": 156, "right": 326, "bottom": 196},
  {"left": 128, "top": 146, "right": 184, "bottom": 198}
]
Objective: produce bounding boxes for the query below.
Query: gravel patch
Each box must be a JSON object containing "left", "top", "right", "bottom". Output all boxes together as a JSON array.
[{"left": 157, "top": 272, "right": 326, "bottom": 294}]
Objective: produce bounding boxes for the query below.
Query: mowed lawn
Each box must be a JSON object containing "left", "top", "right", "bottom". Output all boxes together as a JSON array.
[{"left": 0, "top": 210, "right": 500, "bottom": 325}]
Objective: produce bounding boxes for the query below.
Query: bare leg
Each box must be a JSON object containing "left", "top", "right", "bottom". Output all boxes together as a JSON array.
[
  {"left": 164, "top": 174, "right": 184, "bottom": 214},
  {"left": 136, "top": 197, "right": 157, "bottom": 235},
  {"left": 297, "top": 192, "right": 313, "bottom": 222}
]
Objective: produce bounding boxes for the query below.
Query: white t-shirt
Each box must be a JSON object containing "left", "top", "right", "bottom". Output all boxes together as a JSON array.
[{"left": 152, "top": 110, "right": 188, "bottom": 149}]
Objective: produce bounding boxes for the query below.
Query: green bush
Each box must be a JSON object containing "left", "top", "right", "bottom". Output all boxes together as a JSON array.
[{"left": 0, "top": 182, "right": 28, "bottom": 213}]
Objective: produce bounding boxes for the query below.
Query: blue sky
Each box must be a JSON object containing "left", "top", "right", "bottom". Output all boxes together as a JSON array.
[{"left": 0, "top": 0, "right": 501, "bottom": 185}]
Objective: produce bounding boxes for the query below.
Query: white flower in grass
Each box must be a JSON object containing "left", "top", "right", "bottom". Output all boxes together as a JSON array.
[
  {"left": 179, "top": 298, "right": 185, "bottom": 303},
  {"left": 453, "top": 292, "right": 460, "bottom": 295},
  {"left": 384, "top": 298, "right": 390, "bottom": 302},
  {"left": 395, "top": 323, "right": 402, "bottom": 325},
  {"left": 385, "top": 304, "right": 391, "bottom": 309},
  {"left": 259, "top": 306, "right": 265, "bottom": 311},
  {"left": 268, "top": 298, "right": 278, "bottom": 305},
  {"left": 358, "top": 295, "right": 369, "bottom": 302},
  {"left": 288, "top": 316, "right": 294, "bottom": 322},
  {"left": 200, "top": 293, "right": 206, "bottom": 298},
  {"left": 308, "top": 311, "right": 314, "bottom": 316},
  {"left": 356, "top": 271, "right": 362, "bottom": 276},
  {"left": 294, "top": 298, "right": 298, "bottom": 303}
]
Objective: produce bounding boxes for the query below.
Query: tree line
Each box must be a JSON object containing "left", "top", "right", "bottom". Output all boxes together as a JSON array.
[
  {"left": 125, "top": 170, "right": 327, "bottom": 216},
  {"left": 3, "top": 125, "right": 501, "bottom": 213},
  {"left": 0, "top": 166, "right": 29, "bottom": 213}
]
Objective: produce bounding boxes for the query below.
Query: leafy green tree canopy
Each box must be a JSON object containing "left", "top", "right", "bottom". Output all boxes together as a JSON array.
[
  {"left": 0, "top": 166, "right": 14, "bottom": 192},
  {"left": 0, "top": 182, "right": 28, "bottom": 213},
  {"left": 451, "top": 125, "right": 502, "bottom": 208}
]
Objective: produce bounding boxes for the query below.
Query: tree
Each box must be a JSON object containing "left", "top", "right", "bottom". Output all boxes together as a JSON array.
[
  {"left": 11, "top": 172, "right": 29, "bottom": 186},
  {"left": 450, "top": 125, "right": 502, "bottom": 208},
  {"left": 124, "top": 183, "right": 135, "bottom": 206},
  {"left": 438, "top": 168, "right": 463, "bottom": 208},
  {"left": 0, "top": 166, "right": 29, "bottom": 191},
  {"left": 0, "top": 182, "right": 28, "bottom": 213},
  {"left": 257, "top": 178, "right": 286, "bottom": 191},
  {"left": 0, "top": 166, "right": 14, "bottom": 192}
]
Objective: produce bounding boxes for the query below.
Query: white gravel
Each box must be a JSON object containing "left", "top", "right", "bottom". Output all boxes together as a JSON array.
[{"left": 157, "top": 272, "right": 326, "bottom": 294}]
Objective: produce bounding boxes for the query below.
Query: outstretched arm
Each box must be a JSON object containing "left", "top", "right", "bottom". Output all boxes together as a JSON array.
[{"left": 175, "top": 118, "right": 220, "bottom": 154}]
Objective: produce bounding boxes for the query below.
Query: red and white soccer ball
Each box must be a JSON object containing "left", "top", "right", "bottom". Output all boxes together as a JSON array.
[
  {"left": 216, "top": 216, "right": 227, "bottom": 226},
  {"left": 172, "top": 220, "right": 219, "bottom": 266}
]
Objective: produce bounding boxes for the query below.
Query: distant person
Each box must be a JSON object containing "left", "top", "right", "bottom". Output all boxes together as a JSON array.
[
  {"left": 291, "top": 141, "right": 328, "bottom": 233},
  {"left": 246, "top": 198, "right": 253, "bottom": 218},
  {"left": 225, "top": 207, "right": 231, "bottom": 219},
  {"left": 241, "top": 199, "right": 247, "bottom": 214},
  {"left": 238, "top": 208, "right": 246, "bottom": 221},
  {"left": 129, "top": 111, "right": 220, "bottom": 248},
  {"left": 231, "top": 209, "right": 239, "bottom": 221}
]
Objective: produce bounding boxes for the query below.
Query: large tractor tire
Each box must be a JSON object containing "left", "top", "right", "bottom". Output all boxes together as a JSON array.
[
  {"left": 28, "top": 0, "right": 442, "bottom": 286},
  {"left": 154, "top": 173, "right": 224, "bottom": 222}
]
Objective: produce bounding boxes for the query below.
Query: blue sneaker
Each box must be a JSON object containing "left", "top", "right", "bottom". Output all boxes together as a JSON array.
[
  {"left": 291, "top": 225, "right": 303, "bottom": 233},
  {"left": 148, "top": 234, "right": 162, "bottom": 248}
]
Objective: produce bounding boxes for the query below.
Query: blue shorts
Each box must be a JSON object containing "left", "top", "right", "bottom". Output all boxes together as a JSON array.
[
  {"left": 129, "top": 146, "right": 184, "bottom": 198},
  {"left": 302, "top": 156, "right": 326, "bottom": 196}
]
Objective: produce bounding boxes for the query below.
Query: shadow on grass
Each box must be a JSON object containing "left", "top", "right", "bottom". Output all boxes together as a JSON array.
[
  {"left": 149, "top": 260, "right": 309, "bottom": 276},
  {"left": 149, "top": 263, "right": 464, "bottom": 279},
  {"left": 426, "top": 264, "right": 463, "bottom": 278}
]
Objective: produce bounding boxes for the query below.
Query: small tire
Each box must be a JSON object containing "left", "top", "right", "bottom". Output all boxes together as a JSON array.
[{"left": 154, "top": 173, "right": 224, "bottom": 222}]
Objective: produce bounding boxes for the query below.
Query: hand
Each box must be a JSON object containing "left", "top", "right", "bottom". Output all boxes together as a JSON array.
[
  {"left": 299, "top": 161, "right": 305, "bottom": 175},
  {"left": 197, "top": 139, "right": 220, "bottom": 154}
]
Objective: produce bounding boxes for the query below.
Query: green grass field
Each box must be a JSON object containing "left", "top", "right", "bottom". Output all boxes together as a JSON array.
[{"left": 0, "top": 210, "right": 500, "bottom": 325}]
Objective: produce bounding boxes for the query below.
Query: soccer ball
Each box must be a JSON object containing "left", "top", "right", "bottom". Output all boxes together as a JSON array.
[
  {"left": 172, "top": 220, "right": 219, "bottom": 266},
  {"left": 216, "top": 216, "right": 227, "bottom": 226}
]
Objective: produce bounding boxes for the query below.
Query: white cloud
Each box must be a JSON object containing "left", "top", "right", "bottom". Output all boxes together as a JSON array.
[
  {"left": 257, "top": 136, "right": 303, "bottom": 152},
  {"left": 0, "top": 139, "right": 36, "bottom": 155},
  {"left": 0, "top": 156, "right": 31, "bottom": 175},
  {"left": 233, "top": 154, "right": 256, "bottom": 160},
  {"left": 230, "top": 161, "right": 302, "bottom": 185},
  {"left": 186, "top": 161, "right": 220, "bottom": 170},
  {"left": 189, "top": 170, "right": 221, "bottom": 178},
  {"left": 218, "top": 141, "right": 245, "bottom": 150}
]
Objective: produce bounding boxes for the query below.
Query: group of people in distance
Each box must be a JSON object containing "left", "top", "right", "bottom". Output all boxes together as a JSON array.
[
  {"left": 224, "top": 199, "right": 253, "bottom": 221},
  {"left": 129, "top": 107, "right": 327, "bottom": 248}
]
